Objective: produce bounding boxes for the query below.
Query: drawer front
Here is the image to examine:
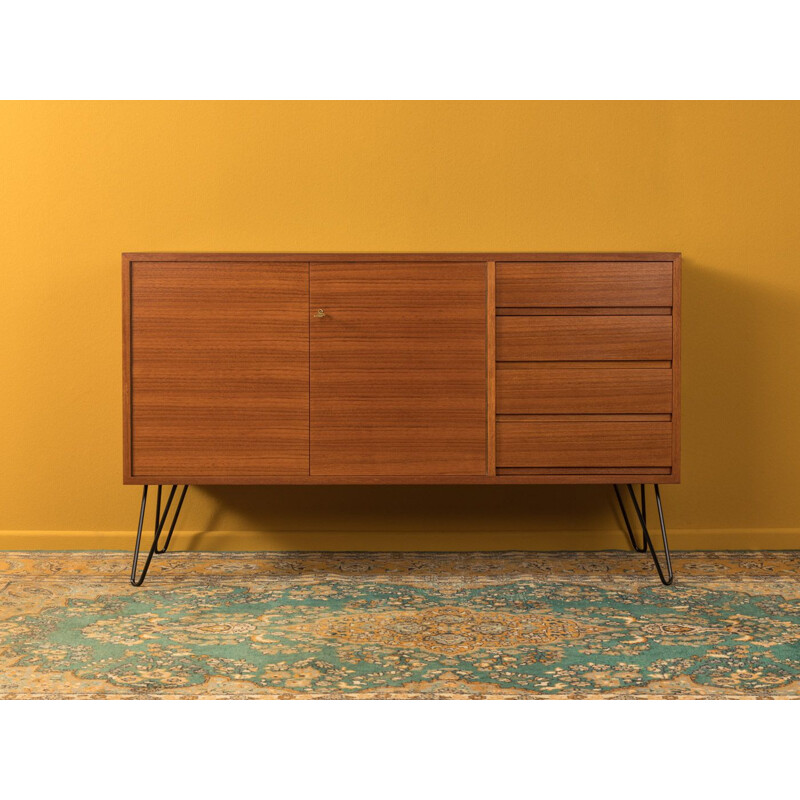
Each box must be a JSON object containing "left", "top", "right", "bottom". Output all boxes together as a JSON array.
[
  {"left": 496, "top": 261, "right": 672, "bottom": 307},
  {"left": 497, "top": 421, "right": 673, "bottom": 467},
  {"left": 496, "top": 366, "right": 673, "bottom": 414},
  {"left": 496, "top": 316, "right": 672, "bottom": 361}
]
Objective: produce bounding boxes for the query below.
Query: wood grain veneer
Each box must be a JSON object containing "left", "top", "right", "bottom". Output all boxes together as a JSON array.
[
  {"left": 496, "top": 420, "right": 673, "bottom": 468},
  {"left": 496, "top": 365, "right": 673, "bottom": 414},
  {"left": 496, "top": 315, "right": 673, "bottom": 362},
  {"left": 496, "top": 467, "right": 672, "bottom": 476},
  {"left": 496, "top": 261, "right": 673, "bottom": 307},
  {"left": 125, "top": 253, "right": 681, "bottom": 263},
  {"left": 126, "top": 261, "right": 309, "bottom": 478},
  {"left": 309, "top": 262, "right": 487, "bottom": 476},
  {"left": 497, "top": 307, "right": 672, "bottom": 316},
  {"left": 486, "top": 261, "right": 497, "bottom": 476},
  {"left": 496, "top": 414, "right": 672, "bottom": 422}
]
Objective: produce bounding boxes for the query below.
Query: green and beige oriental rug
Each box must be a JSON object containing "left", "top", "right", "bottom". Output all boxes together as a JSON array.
[{"left": 0, "top": 551, "right": 798, "bottom": 699}]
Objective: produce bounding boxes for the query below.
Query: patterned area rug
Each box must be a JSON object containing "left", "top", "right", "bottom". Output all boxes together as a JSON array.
[{"left": 1, "top": 551, "right": 798, "bottom": 699}]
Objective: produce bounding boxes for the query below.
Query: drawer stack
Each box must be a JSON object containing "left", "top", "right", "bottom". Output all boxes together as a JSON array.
[{"left": 494, "top": 258, "right": 679, "bottom": 479}]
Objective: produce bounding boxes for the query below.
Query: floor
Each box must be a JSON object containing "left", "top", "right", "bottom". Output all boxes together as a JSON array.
[{"left": 0, "top": 551, "right": 798, "bottom": 699}]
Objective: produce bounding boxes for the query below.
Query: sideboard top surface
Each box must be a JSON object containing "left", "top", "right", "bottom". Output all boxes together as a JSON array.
[{"left": 123, "top": 252, "right": 680, "bottom": 263}]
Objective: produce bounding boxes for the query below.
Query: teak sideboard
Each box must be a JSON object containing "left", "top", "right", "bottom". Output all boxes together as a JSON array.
[{"left": 122, "top": 253, "right": 681, "bottom": 585}]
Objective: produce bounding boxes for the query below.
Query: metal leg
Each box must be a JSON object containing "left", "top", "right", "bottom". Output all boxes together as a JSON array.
[
  {"left": 613, "top": 484, "right": 647, "bottom": 552},
  {"left": 130, "top": 485, "right": 189, "bottom": 586},
  {"left": 156, "top": 485, "right": 188, "bottom": 555},
  {"left": 613, "top": 483, "right": 674, "bottom": 585}
]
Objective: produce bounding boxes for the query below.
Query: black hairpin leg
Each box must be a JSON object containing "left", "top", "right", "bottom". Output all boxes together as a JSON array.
[
  {"left": 130, "top": 484, "right": 189, "bottom": 586},
  {"left": 613, "top": 483, "right": 674, "bottom": 585}
]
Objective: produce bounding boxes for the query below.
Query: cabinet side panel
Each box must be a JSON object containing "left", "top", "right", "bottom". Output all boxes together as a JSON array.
[
  {"left": 487, "top": 261, "right": 496, "bottom": 475},
  {"left": 130, "top": 261, "right": 309, "bottom": 478},
  {"left": 122, "top": 255, "right": 133, "bottom": 480}
]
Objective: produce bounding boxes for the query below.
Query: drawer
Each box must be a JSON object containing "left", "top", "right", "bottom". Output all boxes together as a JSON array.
[
  {"left": 496, "top": 316, "right": 672, "bottom": 361},
  {"left": 496, "top": 261, "right": 672, "bottom": 308},
  {"left": 496, "top": 420, "right": 673, "bottom": 468},
  {"left": 496, "top": 365, "right": 673, "bottom": 414}
]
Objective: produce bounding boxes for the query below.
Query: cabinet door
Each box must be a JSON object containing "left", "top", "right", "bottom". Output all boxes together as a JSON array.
[
  {"left": 128, "top": 261, "right": 309, "bottom": 479},
  {"left": 310, "top": 262, "right": 487, "bottom": 476}
]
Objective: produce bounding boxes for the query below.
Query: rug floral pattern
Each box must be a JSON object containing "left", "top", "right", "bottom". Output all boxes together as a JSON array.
[{"left": 0, "top": 552, "right": 799, "bottom": 698}]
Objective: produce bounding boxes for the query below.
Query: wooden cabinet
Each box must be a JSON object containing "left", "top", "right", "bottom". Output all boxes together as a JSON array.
[{"left": 122, "top": 253, "right": 680, "bottom": 484}]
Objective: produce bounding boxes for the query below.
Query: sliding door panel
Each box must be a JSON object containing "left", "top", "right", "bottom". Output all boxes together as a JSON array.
[
  {"left": 310, "top": 262, "right": 487, "bottom": 475},
  {"left": 130, "top": 261, "right": 309, "bottom": 478}
]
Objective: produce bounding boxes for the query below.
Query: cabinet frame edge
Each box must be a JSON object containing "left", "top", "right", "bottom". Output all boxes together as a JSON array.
[{"left": 122, "top": 254, "right": 133, "bottom": 482}]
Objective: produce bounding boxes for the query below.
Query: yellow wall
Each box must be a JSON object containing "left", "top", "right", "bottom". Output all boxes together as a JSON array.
[{"left": 2, "top": 101, "right": 799, "bottom": 551}]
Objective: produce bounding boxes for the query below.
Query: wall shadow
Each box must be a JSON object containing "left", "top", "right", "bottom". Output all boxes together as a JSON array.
[
  {"left": 178, "top": 255, "right": 800, "bottom": 550},
  {"left": 187, "top": 482, "right": 616, "bottom": 550},
  {"left": 677, "top": 255, "right": 800, "bottom": 529}
]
